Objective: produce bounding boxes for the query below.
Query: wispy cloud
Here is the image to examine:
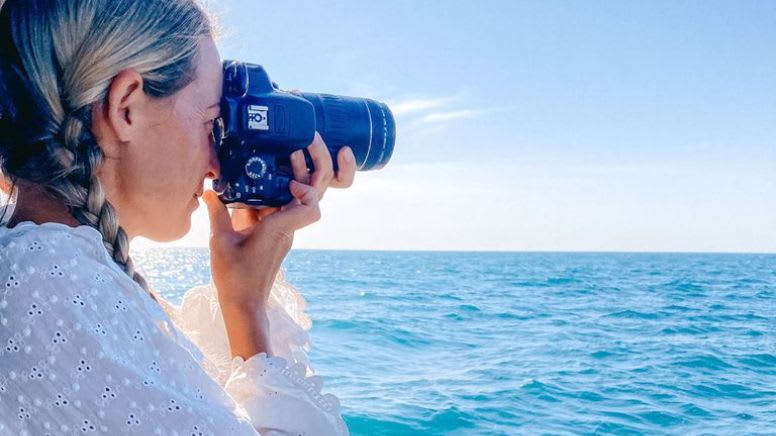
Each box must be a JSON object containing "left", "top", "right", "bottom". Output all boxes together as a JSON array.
[
  {"left": 386, "top": 95, "right": 496, "bottom": 141},
  {"left": 389, "top": 97, "right": 452, "bottom": 116},
  {"left": 419, "top": 109, "right": 481, "bottom": 124}
]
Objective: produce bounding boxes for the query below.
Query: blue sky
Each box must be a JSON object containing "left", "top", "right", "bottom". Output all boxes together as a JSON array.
[{"left": 138, "top": 0, "right": 776, "bottom": 253}]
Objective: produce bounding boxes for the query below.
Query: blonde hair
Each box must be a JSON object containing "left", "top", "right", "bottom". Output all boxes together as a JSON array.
[{"left": 0, "top": 0, "right": 212, "bottom": 296}]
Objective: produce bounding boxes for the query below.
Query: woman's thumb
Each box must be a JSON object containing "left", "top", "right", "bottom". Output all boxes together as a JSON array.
[
  {"left": 289, "top": 180, "right": 319, "bottom": 205},
  {"left": 203, "top": 191, "right": 233, "bottom": 235}
]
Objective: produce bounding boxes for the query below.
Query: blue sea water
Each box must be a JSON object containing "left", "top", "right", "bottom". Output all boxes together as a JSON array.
[{"left": 132, "top": 250, "right": 776, "bottom": 435}]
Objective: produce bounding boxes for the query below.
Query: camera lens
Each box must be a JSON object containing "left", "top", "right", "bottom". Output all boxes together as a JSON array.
[{"left": 300, "top": 93, "right": 396, "bottom": 171}]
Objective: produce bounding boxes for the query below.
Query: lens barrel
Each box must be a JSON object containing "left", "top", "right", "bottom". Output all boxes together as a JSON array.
[{"left": 300, "top": 93, "right": 396, "bottom": 171}]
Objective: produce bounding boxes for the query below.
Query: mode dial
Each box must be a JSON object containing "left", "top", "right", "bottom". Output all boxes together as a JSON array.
[{"left": 244, "top": 156, "right": 267, "bottom": 180}]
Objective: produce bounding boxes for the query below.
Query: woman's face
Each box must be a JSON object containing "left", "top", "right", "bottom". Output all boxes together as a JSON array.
[{"left": 107, "top": 37, "right": 222, "bottom": 242}]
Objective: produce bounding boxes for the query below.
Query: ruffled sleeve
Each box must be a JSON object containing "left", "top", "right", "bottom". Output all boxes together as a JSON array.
[{"left": 160, "top": 270, "right": 349, "bottom": 436}]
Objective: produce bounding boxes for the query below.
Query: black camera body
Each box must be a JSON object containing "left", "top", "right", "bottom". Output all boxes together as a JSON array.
[{"left": 213, "top": 61, "right": 396, "bottom": 207}]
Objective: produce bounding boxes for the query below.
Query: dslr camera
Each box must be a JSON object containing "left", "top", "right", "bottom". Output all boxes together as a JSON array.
[{"left": 212, "top": 61, "right": 396, "bottom": 207}]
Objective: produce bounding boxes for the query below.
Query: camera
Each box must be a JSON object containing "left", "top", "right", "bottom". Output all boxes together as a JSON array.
[{"left": 212, "top": 61, "right": 396, "bottom": 207}]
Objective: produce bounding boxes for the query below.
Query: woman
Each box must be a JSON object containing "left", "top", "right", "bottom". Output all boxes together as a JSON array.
[{"left": 0, "top": 0, "right": 354, "bottom": 434}]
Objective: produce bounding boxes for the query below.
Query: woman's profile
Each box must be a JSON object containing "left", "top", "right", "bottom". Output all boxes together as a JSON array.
[{"left": 0, "top": 0, "right": 355, "bottom": 434}]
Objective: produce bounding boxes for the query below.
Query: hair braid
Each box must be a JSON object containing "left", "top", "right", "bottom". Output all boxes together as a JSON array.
[{"left": 54, "top": 109, "right": 154, "bottom": 300}]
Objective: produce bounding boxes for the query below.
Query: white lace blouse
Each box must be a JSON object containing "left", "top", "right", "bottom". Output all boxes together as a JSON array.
[{"left": 0, "top": 221, "right": 348, "bottom": 435}]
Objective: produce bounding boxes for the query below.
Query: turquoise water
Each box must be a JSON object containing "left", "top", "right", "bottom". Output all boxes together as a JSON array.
[{"left": 133, "top": 250, "right": 776, "bottom": 435}]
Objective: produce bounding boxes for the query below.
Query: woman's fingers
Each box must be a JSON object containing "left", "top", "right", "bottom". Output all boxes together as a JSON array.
[
  {"left": 290, "top": 132, "right": 332, "bottom": 191},
  {"left": 290, "top": 133, "right": 356, "bottom": 197},
  {"left": 287, "top": 180, "right": 321, "bottom": 227},
  {"left": 256, "top": 207, "right": 280, "bottom": 220},
  {"left": 308, "top": 133, "right": 334, "bottom": 199},
  {"left": 263, "top": 180, "right": 321, "bottom": 232},
  {"left": 233, "top": 206, "right": 282, "bottom": 233},
  {"left": 331, "top": 146, "right": 356, "bottom": 189},
  {"left": 292, "top": 179, "right": 320, "bottom": 203},
  {"left": 290, "top": 149, "right": 311, "bottom": 185},
  {"left": 203, "top": 191, "right": 234, "bottom": 237}
]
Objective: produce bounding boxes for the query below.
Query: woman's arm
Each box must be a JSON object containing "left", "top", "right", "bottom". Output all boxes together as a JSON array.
[
  {"left": 169, "top": 279, "right": 348, "bottom": 436},
  {"left": 220, "top": 301, "right": 273, "bottom": 358}
]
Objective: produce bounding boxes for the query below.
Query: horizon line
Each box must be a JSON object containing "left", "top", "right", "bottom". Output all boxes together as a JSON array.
[{"left": 131, "top": 246, "right": 776, "bottom": 256}]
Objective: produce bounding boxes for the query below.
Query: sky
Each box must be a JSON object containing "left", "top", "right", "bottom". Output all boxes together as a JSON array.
[{"left": 137, "top": 0, "right": 776, "bottom": 253}]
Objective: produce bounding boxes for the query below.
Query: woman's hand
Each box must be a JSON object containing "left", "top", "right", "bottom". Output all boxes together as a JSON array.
[
  {"left": 202, "top": 181, "right": 320, "bottom": 358},
  {"left": 203, "top": 181, "right": 320, "bottom": 310}
]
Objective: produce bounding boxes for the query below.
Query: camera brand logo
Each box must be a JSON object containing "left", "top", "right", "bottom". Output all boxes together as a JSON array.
[{"left": 247, "top": 105, "right": 269, "bottom": 130}]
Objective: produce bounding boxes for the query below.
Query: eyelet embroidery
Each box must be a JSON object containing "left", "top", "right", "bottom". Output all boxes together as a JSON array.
[{"left": 0, "top": 223, "right": 344, "bottom": 435}]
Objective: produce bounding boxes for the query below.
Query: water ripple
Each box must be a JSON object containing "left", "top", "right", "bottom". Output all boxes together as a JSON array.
[{"left": 133, "top": 249, "right": 776, "bottom": 434}]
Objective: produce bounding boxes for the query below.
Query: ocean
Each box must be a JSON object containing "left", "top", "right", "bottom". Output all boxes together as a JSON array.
[{"left": 132, "top": 249, "right": 776, "bottom": 435}]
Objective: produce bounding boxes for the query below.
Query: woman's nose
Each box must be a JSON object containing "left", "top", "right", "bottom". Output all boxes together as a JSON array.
[{"left": 206, "top": 145, "right": 221, "bottom": 180}]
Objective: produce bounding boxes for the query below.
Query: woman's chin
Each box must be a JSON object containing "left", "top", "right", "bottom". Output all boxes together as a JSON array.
[{"left": 142, "top": 217, "right": 192, "bottom": 243}]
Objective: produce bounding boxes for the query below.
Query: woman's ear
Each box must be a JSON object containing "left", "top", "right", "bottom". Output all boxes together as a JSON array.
[
  {"left": 104, "top": 69, "right": 145, "bottom": 143},
  {"left": 0, "top": 173, "right": 11, "bottom": 194}
]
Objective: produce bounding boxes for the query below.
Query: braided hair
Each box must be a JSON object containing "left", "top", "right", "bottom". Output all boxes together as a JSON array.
[{"left": 0, "top": 0, "right": 212, "bottom": 298}]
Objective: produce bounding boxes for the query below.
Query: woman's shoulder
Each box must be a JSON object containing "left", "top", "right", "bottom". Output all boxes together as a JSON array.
[
  {"left": 0, "top": 221, "right": 111, "bottom": 268},
  {"left": 0, "top": 221, "right": 170, "bottom": 352},
  {"left": 0, "top": 221, "right": 148, "bottom": 319},
  {"left": 0, "top": 220, "right": 104, "bottom": 245}
]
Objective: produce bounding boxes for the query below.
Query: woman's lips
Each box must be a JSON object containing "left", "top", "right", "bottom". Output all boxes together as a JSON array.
[{"left": 191, "top": 189, "right": 204, "bottom": 208}]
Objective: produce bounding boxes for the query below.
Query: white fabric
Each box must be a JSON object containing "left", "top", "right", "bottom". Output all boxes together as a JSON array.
[{"left": 0, "top": 221, "right": 348, "bottom": 435}]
